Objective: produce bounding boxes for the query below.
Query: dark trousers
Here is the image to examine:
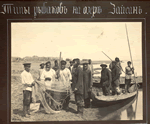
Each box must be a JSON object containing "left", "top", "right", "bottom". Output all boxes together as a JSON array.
[
  {"left": 84, "top": 92, "right": 91, "bottom": 107},
  {"left": 63, "top": 96, "right": 70, "bottom": 109},
  {"left": 23, "top": 90, "right": 32, "bottom": 115},
  {"left": 102, "top": 81, "right": 110, "bottom": 96},
  {"left": 75, "top": 93, "right": 84, "bottom": 113},
  {"left": 125, "top": 79, "right": 131, "bottom": 92}
]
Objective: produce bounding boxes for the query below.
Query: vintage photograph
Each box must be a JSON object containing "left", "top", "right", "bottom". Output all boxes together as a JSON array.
[{"left": 11, "top": 22, "right": 143, "bottom": 121}]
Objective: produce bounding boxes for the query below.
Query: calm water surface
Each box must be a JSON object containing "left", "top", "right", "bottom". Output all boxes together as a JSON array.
[{"left": 110, "top": 89, "right": 143, "bottom": 120}]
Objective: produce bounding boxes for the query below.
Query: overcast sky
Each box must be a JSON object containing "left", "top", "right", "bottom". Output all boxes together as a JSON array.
[{"left": 11, "top": 22, "right": 142, "bottom": 61}]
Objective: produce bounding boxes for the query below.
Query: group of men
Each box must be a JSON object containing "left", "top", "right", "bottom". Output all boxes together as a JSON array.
[
  {"left": 100, "top": 57, "right": 134, "bottom": 96},
  {"left": 20, "top": 57, "right": 134, "bottom": 117},
  {"left": 21, "top": 59, "right": 93, "bottom": 117}
]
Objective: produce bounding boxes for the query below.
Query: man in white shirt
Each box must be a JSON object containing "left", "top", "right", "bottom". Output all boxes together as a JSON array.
[
  {"left": 125, "top": 61, "right": 134, "bottom": 93},
  {"left": 37, "top": 62, "right": 45, "bottom": 81},
  {"left": 40, "top": 61, "right": 56, "bottom": 107},
  {"left": 21, "top": 63, "right": 35, "bottom": 117},
  {"left": 59, "top": 60, "right": 72, "bottom": 111}
]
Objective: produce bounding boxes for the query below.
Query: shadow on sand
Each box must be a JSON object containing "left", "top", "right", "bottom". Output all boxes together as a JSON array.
[{"left": 13, "top": 109, "right": 24, "bottom": 117}]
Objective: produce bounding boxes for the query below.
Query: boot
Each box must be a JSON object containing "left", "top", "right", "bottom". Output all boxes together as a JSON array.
[
  {"left": 23, "top": 105, "right": 28, "bottom": 117},
  {"left": 27, "top": 105, "right": 31, "bottom": 115}
]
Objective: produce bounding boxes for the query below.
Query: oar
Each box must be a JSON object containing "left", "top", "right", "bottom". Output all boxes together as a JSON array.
[
  {"left": 101, "top": 51, "right": 125, "bottom": 73},
  {"left": 125, "top": 24, "right": 139, "bottom": 119}
]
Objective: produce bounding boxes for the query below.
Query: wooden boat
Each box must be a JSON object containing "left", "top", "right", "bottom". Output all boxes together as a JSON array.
[{"left": 91, "top": 88, "right": 137, "bottom": 107}]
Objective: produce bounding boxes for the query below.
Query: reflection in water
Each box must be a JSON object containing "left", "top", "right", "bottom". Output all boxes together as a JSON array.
[{"left": 126, "top": 105, "right": 135, "bottom": 120}]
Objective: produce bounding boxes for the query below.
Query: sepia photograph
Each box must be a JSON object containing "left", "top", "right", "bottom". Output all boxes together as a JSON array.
[{"left": 11, "top": 22, "right": 143, "bottom": 121}]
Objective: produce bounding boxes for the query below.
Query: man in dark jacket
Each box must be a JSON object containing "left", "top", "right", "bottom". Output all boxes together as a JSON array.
[
  {"left": 111, "top": 61, "right": 121, "bottom": 95},
  {"left": 100, "top": 63, "right": 112, "bottom": 96},
  {"left": 83, "top": 61, "right": 92, "bottom": 108},
  {"left": 71, "top": 58, "right": 84, "bottom": 116}
]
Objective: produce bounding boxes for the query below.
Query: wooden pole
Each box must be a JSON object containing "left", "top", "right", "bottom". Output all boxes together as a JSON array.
[
  {"left": 125, "top": 24, "right": 138, "bottom": 119},
  {"left": 57, "top": 52, "right": 61, "bottom": 79},
  {"left": 102, "top": 51, "right": 113, "bottom": 61}
]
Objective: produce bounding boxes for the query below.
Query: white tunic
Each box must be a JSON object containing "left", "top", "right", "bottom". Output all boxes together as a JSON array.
[
  {"left": 59, "top": 68, "right": 72, "bottom": 87},
  {"left": 21, "top": 70, "right": 34, "bottom": 91},
  {"left": 40, "top": 69, "right": 56, "bottom": 87},
  {"left": 125, "top": 66, "right": 133, "bottom": 79}
]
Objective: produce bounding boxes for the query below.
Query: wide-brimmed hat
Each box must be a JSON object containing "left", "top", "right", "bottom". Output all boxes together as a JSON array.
[{"left": 100, "top": 63, "right": 107, "bottom": 67}]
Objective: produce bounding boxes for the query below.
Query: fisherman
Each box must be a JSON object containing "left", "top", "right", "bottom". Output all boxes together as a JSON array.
[
  {"left": 125, "top": 61, "right": 134, "bottom": 93},
  {"left": 82, "top": 61, "right": 92, "bottom": 108},
  {"left": 59, "top": 60, "right": 72, "bottom": 111},
  {"left": 37, "top": 62, "right": 45, "bottom": 110},
  {"left": 68, "top": 60, "right": 74, "bottom": 73},
  {"left": 71, "top": 58, "right": 84, "bottom": 116},
  {"left": 88, "top": 59, "right": 94, "bottom": 75},
  {"left": 53, "top": 60, "right": 59, "bottom": 72},
  {"left": 111, "top": 61, "right": 121, "bottom": 95},
  {"left": 38, "top": 62, "right": 45, "bottom": 80},
  {"left": 21, "top": 63, "right": 35, "bottom": 117},
  {"left": 100, "top": 63, "right": 112, "bottom": 96},
  {"left": 115, "top": 57, "right": 123, "bottom": 75},
  {"left": 40, "top": 61, "right": 56, "bottom": 107}
]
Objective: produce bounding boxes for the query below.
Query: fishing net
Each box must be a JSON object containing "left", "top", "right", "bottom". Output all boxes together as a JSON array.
[{"left": 32, "top": 79, "right": 72, "bottom": 114}]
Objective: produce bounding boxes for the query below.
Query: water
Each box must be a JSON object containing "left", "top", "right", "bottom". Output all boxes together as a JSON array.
[{"left": 110, "top": 90, "right": 143, "bottom": 120}]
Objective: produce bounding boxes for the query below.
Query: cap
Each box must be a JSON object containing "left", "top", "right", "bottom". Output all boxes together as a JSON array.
[
  {"left": 73, "top": 58, "right": 80, "bottom": 62},
  {"left": 23, "top": 63, "right": 31, "bottom": 66},
  {"left": 40, "top": 62, "right": 45, "bottom": 66},
  {"left": 127, "top": 61, "right": 131, "bottom": 64},
  {"left": 61, "top": 60, "right": 66, "bottom": 65},
  {"left": 45, "top": 61, "right": 51, "bottom": 65}
]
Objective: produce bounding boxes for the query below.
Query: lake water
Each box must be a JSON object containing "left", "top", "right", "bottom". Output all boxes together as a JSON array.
[{"left": 113, "top": 90, "right": 143, "bottom": 120}]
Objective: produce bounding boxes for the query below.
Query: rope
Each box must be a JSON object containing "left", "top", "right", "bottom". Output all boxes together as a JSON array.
[{"left": 35, "top": 81, "right": 75, "bottom": 110}]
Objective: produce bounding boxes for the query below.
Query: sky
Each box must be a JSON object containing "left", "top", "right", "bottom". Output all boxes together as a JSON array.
[{"left": 11, "top": 22, "right": 142, "bottom": 61}]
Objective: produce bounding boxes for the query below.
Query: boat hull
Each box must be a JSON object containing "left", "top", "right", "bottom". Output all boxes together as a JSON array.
[{"left": 91, "top": 91, "right": 137, "bottom": 107}]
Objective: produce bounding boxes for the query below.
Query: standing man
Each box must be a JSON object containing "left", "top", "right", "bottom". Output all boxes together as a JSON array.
[
  {"left": 40, "top": 61, "right": 56, "bottom": 107},
  {"left": 125, "top": 61, "right": 134, "bottom": 93},
  {"left": 59, "top": 60, "right": 72, "bottom": 111},
  {"left": 38, "top": 62, "right": 45, "bottom": 80},
  {"left": 88, "top": 59, "right": 94, "bottom": 75},
  {"left": 111, "top": 61, "right": 121, "bottom": 95},
  {"left": 71, "top": 58, "right": 84, "bottom": 116},
  {"left": 115, "top": 57, "right": 123, "bottom": 75},
  {"left": 100, "top": 63, "right": 112, "bottom": 96},
  {"left": 68, "top": 60, "right": 74, "bottom": 73},
  {"left": 53, "top": 60, "right": 59, "bottom": 72},
  {"left": 21, "top": 63, "right": 35, "bottom": 117},
  {"left": 83, "top": 61, "right": 92, "bottom": 108}
]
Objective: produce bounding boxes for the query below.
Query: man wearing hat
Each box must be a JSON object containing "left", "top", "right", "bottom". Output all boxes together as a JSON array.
[
  {"left": 125, "top": 61, "right": 134, "bottom": 93},
  {"left": 83, "top": 61, "right": 92, "bottom": 108},
  {"left": 40, "top": 61, "right": 56, "bottom": 106},
  {"left": 100, "top": 63, "right": 112, "bottom": 96},
  {"left": 21, "top": 63, "right": 35, "bottom": 117},
  {"left": 58, "top": 60, "right": 72, "bottom": 111},
  {"left": 68, "top": 60, "right": 74, "bottom": 73},
  {"left": 111, "top": 61, "right": 121, "bottom": 95},
  {"left": 71, "top": 58, "right": 84, "bottom": 116},
  {"left": 53, "top": 60, "right": 59, "bottom": 72},
  {"left": 38, "top": 62, "right": 45, "bottom": 80}
]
